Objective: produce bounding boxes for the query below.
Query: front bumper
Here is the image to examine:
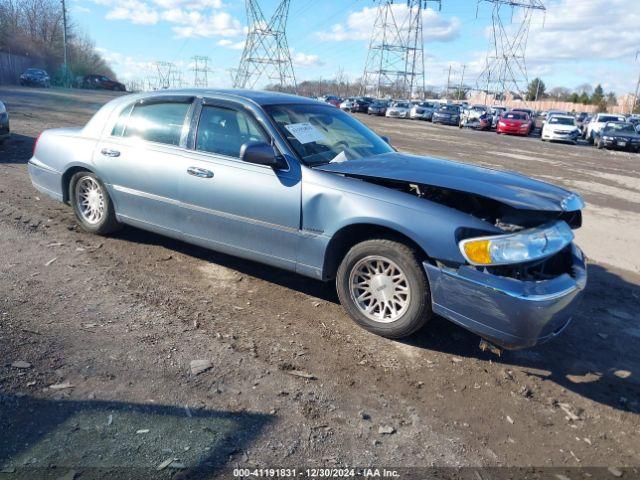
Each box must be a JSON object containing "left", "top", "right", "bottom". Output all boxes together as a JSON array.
[
  {"left": 410, "top": 111, "right": 432, "bottom": 120},
  {"left": 542, "top": 130, "right": 579, "bottom": 142},
  {"left": 424, "top": 243, "right": 587, "bottom": 350},
  {"left": 497, "top": 125, "right": 530, "bottom": 135},
  {"left": 601, "top": 139, "right": 640, "bottom": 151},
  {"left": 433, "top": 115, "right": 459, "bottom": 125}
]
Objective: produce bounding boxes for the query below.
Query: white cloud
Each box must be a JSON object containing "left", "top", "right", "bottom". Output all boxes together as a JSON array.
[
  {"left": 524, "top": 0, "right": 640, "bottom": 63},
  {"left": 293, "top": 52, "right": 323, "bottom": 68},
  {"left": 152, "top": 0, "right": 222, "bottom": 9},
  {"left": 105, "top": 0, "right": 160, "bottom": 25},
  {"left": 217, "top": 39, "right": 245, "bottom": 50},
  {"left": 171, "top": 10, "right": 243, "bottom": 38},
  {"left": 99, "top": 0, "right": 241, "bottom": 37},
  {"left": 316, "top": 5, "right": 460, "bottom": 43}
]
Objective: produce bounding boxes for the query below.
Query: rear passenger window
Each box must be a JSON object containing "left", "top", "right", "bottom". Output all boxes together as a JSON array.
[
  {"left": 196, "top": 106, "right": 267, "bottom": 158},
  {"left": 121, "top": 101, "right": 191, "bottom": 146}
]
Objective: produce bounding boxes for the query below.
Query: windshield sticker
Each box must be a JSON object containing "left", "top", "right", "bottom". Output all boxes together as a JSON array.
[{"left": 284, "top": 123, "right": 325, "bottom": 144}]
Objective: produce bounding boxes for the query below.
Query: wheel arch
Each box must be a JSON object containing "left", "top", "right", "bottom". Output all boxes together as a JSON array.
[
  {"left": 321, "top": 222, "right": 431, "bottom": 281},
  {"left": 61, "top": 164, "right": 95, "bottom": 204}
]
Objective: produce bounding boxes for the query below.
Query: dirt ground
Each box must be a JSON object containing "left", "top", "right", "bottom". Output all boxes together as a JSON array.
[{"left": 0, "top": 86, "right": 639, "bottom": 479}]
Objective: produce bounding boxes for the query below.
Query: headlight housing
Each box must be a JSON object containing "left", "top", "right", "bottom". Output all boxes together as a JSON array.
[
  {"left": 498, "top": 121, "right": 506, "bottom": 127},
  {"left": 459, "top": 221, "right": 574, "bottom": 266}
]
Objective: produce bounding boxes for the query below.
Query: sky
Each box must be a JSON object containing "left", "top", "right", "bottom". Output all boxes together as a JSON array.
[{"left": 69, "top": 0, "right": 640, "bottom": 95}]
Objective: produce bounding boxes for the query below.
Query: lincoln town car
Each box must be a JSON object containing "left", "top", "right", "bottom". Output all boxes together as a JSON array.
[{"left": 28, "top": 90, "right": 587, "bottom": 349}]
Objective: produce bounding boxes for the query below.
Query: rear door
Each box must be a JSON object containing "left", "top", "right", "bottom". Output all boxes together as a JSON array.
[
  {"left": 94, "top": 95, "right": 195, "bottom": 234},
  {"left": 178, "top": 98, "right": 302, "bottom": 270}
]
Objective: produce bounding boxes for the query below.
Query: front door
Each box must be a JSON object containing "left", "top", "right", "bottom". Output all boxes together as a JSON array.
[{"left": 179, "top": 101, "right": 301, "bottom": 270}]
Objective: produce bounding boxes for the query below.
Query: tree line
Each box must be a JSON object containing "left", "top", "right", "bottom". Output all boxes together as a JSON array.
[
  {"left": 0, "top": 0, "right": 115, "bottom": 83},
  {"left": 526, "top": 78, "right": 627, "bottom": 112}
]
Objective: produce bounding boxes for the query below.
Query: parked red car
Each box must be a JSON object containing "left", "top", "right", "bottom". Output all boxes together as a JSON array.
[{"left": 496, "top": 111, "right": 532, "bottom": 136}]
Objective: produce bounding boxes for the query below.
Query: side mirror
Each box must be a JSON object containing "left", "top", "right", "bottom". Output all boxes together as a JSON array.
[
  {"left": 381, "top": 135, "right": 391, "bottom": 145},
  {"left": 240, "top": 141, "right": 286, "bottom": 169}
]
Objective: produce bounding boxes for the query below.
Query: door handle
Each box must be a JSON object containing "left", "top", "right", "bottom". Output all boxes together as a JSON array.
[
  {"left": 101, "top": 148, "right": 120, "bottom": 157},
  {"left": 187, "top": 167, "right": 214, "bottom": 178}
]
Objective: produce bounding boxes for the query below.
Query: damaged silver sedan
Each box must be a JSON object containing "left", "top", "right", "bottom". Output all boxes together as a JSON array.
[{"left": 28, "top": 90, "right": 587, "bottom": 349}]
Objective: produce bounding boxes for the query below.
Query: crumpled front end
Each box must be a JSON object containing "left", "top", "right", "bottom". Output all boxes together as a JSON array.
[{"left": 424, "top": 243, "right": 587, "bottom": 349}]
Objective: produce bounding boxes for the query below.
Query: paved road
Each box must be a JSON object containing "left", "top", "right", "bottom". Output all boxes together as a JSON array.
[{"left": 0, "top": 87, "right": 638, "bottom": 477}]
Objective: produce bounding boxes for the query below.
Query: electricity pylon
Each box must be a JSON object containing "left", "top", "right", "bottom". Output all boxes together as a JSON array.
[
  {"left": 192, "top": 55, "right": 211, "bottom": 88},
  {"left": 154, "top": 61, "right": 175, "bottom": 90},
  {"left": 475, "top": 0, "right": 545, "bottom": 104},
  {"left": 361, "top": 0, "right": 441, "bottom": 99},
  {"left": 233, "top": 0, "right": 296, "bottom": 90}
]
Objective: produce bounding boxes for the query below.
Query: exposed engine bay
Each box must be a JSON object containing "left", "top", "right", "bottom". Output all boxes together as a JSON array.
[
  {"left": 344, "top": 175, "right": 582, "bottom": 282},
  {"left": 354, "top": 176, "right": 582, "bottom": 233}
]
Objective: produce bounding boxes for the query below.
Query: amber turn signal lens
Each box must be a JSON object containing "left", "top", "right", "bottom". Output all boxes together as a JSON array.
[{"left": 463, "top": 239, "right": 491, "bottom": 265}]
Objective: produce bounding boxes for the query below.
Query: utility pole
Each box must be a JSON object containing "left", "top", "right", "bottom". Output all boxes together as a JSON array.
[
  {"left": 445, "top": 64, "right": 452, "bottom": 99},
  {"left": 457, "top": 64, "right": 466, "bottom": 100},
  {"left": 61, "top": 0, "right": 69, "bottom": 86},
  {"left": 631, "top": 50, "right": 640, "bottom": 115}
]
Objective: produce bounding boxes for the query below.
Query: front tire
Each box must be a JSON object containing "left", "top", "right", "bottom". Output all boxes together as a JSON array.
[
  {"left": 336, "top": 239, "right": 431, "bottom": 339},
  {"left": 70, "top": 171, "right": 121, "bottom": 235}
]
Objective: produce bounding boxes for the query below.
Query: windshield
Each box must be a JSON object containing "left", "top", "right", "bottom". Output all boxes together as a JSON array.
[
  {"left": 549, "top": 117, "right": 575, "bottom": 125},
  {"left": 598, "top": 115, "right": 624, "bottom": 123},
  {"left": 26, "top": 69, "right": 44, "bottom": 75},
  {"left": 266, "top": 104, "right": 394, "bottom": 166},
  {"left": 392, "top": 102, "right": 409, "bottom": 108},
  {"left": 604, "top": 123, "right": 636, "bottom": 134},
  {"left": 439, "top": 105, "right": 458, "bottom": 113},
  {"left": 503, "top": 112, "right": 528, "bottom": 120}
]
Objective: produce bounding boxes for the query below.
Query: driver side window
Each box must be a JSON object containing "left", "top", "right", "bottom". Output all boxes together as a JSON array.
[{"left": 196, "top": 105, "right": 267, "bottom": 158}]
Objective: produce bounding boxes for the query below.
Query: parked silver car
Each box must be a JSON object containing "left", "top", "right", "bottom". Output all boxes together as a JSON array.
[
  {"left": 385, "top": 101, "right": 411, "bottom": 118},
  {"left": 28, "top": 89, "right": 587, "bottom": 349},
  {"left": 409, "top": 101, "right": 437, "bottom": 121}
]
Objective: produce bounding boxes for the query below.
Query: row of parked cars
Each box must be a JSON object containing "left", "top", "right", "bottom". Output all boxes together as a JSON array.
[
  {"left": 318, "top": 95, "right": 640, "bottom": 154},
  {"left": 18, "top": 68, "right": 126, "bottom": 91}
]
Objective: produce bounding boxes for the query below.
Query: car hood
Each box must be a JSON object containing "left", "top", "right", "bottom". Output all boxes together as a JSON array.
[
  {"left": 315, "top": 152, "right": 581, "bottom": 212},
  {"left": 546, "top": 123, "right": 575, "bottom": 130},
  {"left": 607, "top": 131, "right": 640, "bottom": 139},
  {"left": 502, "top": 118, "right": 528, "bottom": 125}
]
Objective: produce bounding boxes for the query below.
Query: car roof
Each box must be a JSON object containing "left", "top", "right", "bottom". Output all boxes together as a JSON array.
[
  {"left": 548, "top": 115, "right": 574, "bottom": 120},
  {"left": 133, "top": 88, "right": 320, "bottom": 107}
]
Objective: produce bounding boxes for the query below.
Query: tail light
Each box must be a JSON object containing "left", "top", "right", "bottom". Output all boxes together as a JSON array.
[{"left": 33, "top": 132, "right": 42, "bottom": 156}]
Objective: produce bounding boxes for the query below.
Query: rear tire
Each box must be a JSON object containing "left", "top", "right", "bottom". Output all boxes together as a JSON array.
[
  {"left": 69, "top": 171, "right": 121, "bottom": 235},
  {"left": 336, "top": 239, "right": 431, "bottom": 339}
]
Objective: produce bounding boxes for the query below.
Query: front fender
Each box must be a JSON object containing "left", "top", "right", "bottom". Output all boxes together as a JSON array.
[{"left": 300, "top": 167, "right": 501, "bottom": 274}]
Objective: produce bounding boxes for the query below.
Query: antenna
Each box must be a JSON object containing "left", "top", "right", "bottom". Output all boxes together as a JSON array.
[
  {"left": 233, "top": 0, "right": 297, "bottom": 90},
  {"left": 475, "top": 0, "right": 545, "bottom": 105},
  {"left": 361, "top": 0, "right": 441, "bottom": 99}
]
